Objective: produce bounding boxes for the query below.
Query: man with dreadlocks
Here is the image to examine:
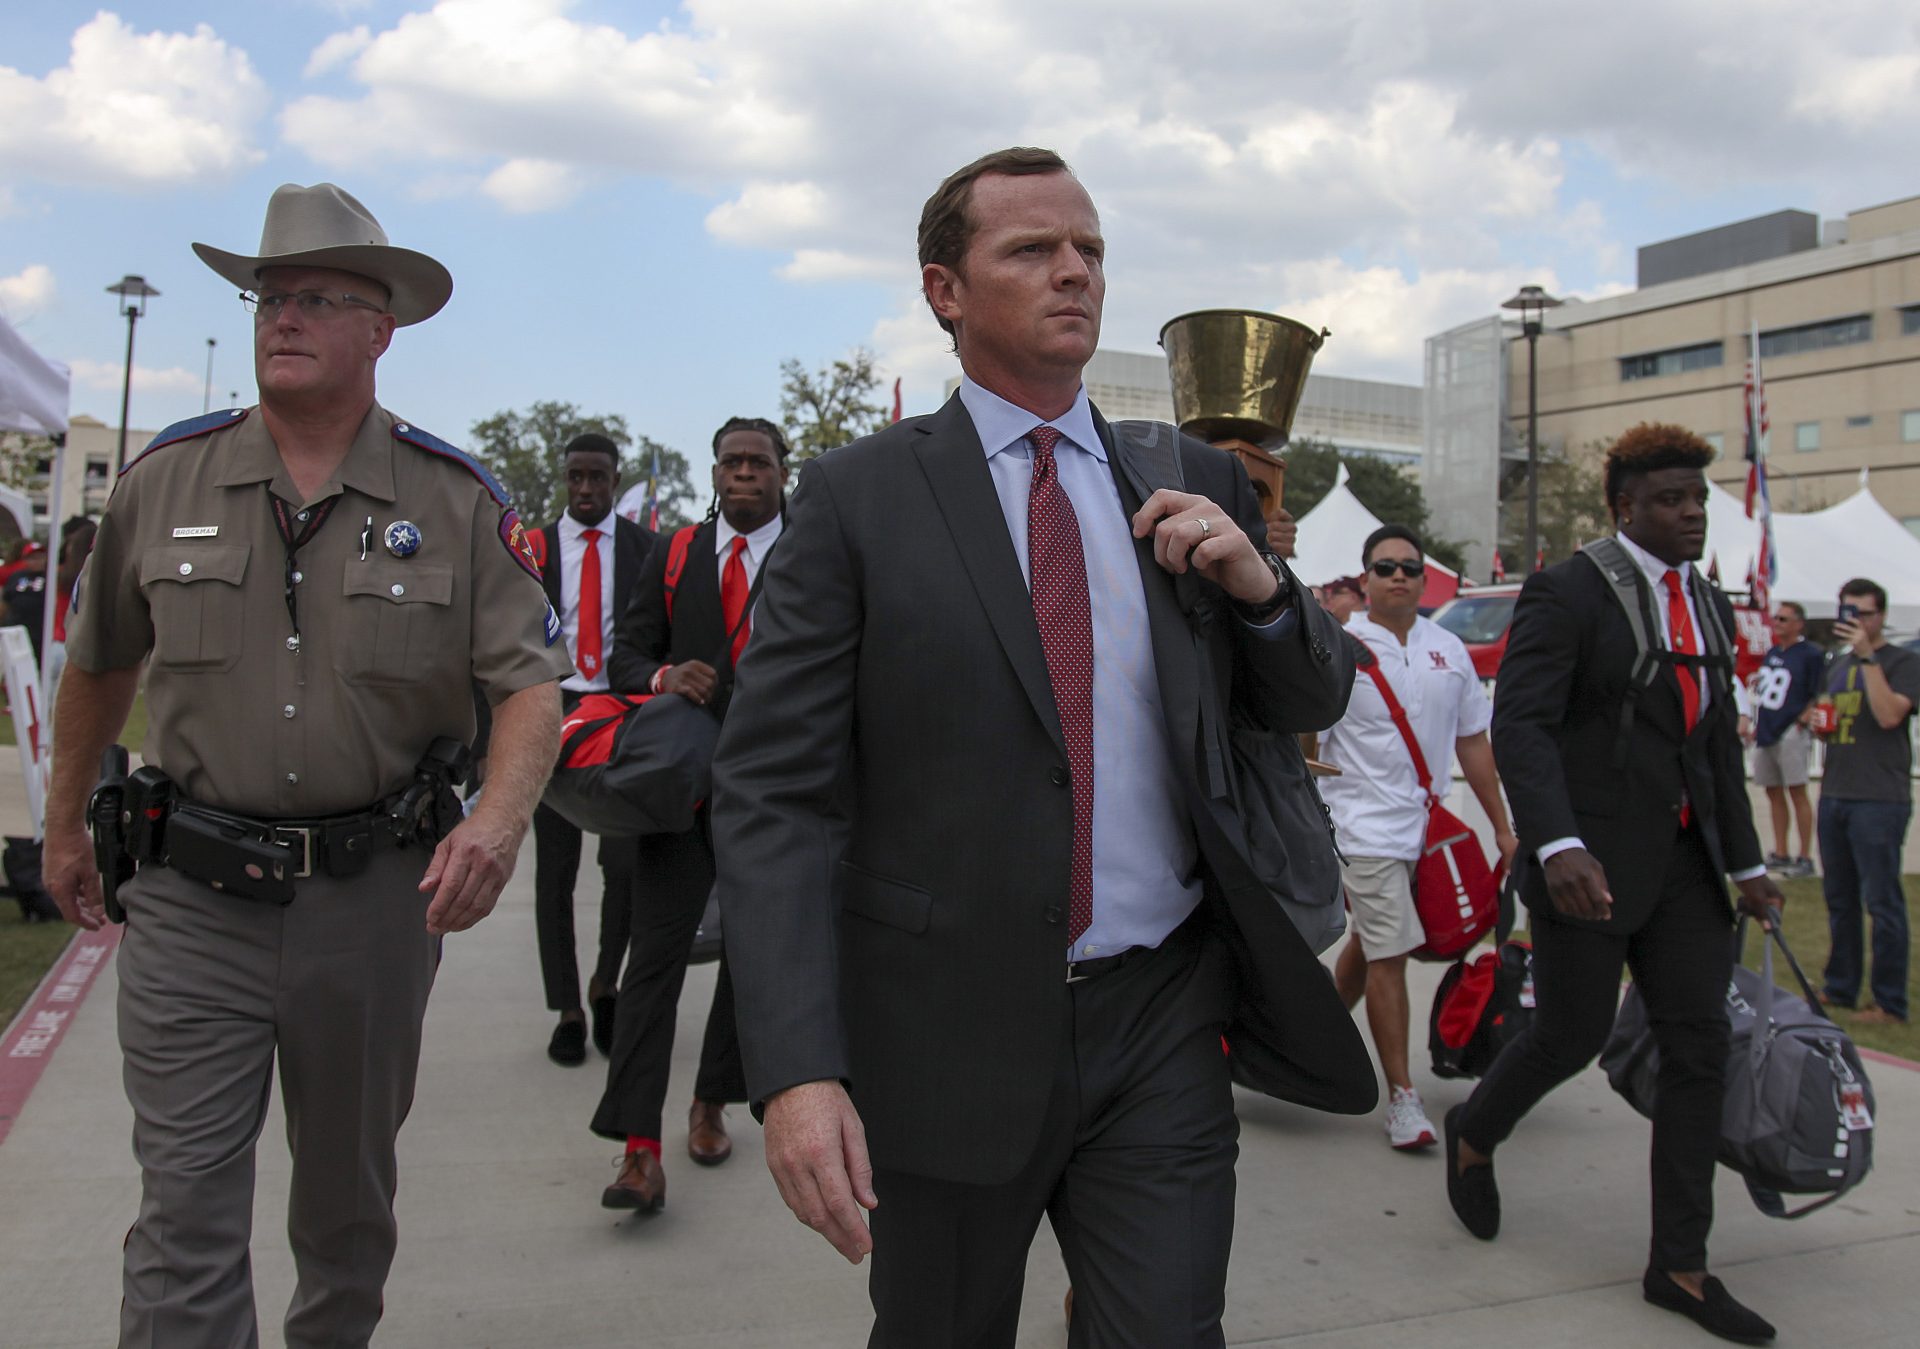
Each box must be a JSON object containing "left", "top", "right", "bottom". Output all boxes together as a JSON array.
[
  {"left": 1446, "top": 422, "right": 1784, "bottom": 1344},
  {"left": 592, "top": 415, "right": 790, "bottom": 1212}
]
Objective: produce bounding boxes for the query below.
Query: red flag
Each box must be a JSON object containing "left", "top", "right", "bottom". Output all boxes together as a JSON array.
[{"left": 891, "top": 377, "right": 903, "bottom": 423}]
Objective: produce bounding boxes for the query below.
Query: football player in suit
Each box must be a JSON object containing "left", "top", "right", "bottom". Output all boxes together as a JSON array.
[
  {"left": 1446, "top": 423, "right": 1785, "bottom": 1345},
  {"left": 527, "top": 433, "right": 653, "bottom": 1064},
  {"left": 591, "top": 417, "right": 789, "bottom": 1213}
]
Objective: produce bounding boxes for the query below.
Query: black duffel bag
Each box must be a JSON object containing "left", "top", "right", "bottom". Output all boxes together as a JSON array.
[{"left": 542, "top": 692, "right": 718, "bottom": 838}]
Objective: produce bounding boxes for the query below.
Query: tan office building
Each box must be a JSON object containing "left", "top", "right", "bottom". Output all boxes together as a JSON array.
[{"left": 1516, "top": 194, "right": 1920, "bottom": 527}]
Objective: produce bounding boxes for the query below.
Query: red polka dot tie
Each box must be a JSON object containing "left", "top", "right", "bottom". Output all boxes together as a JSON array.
[{"left": 1027, "top": 426, "right": 1095, "bottom": 945}]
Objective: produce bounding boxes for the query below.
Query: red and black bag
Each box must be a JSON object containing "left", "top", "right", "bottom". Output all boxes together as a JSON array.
[
  {"left": 541, "top": 691, "right": 718, "bottom": 837},
  {"left": 1429, "top": 876, "right": 1534, "bottom": 1079},
  {"left": 1353, "top": 644, "right": 1500, "bottom": 961}
]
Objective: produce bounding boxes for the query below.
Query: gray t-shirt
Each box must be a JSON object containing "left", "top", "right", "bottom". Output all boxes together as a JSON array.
[{"left": 1822, "top": 644, "right": 1920, "bottom": 802}]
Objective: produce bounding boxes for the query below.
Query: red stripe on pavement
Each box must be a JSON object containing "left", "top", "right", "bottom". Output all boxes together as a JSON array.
[
  {"left": 0, "top": 924, "right": 121, "bottom": 1146},
  {"left": 1859, "top": 1046, "right": 1920, "bottom": 1073}
]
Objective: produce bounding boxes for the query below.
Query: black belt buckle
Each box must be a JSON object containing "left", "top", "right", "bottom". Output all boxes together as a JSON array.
[{"left": 1065, "top": 950, "right": 1133, "bottom": 984}]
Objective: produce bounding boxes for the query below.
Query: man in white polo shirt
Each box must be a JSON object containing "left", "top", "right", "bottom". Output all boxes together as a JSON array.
[{"left": 1324, "top": 524, "right": 1519, "bottom": 1149}]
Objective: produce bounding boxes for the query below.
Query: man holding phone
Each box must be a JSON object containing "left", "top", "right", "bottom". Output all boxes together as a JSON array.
[{"left": 1816, "top": 577, "right": 1920, "bottom": 1025}]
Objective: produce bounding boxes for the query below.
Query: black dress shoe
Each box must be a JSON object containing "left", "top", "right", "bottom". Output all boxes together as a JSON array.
[
  {"left": 590, "top": 992, "right": 617, "bottom": 1057},
  {"left": 547, "top": 1017, "right": 587, "bottom": 1066},
  {"left": 1643, "top": 1270, "right": 1775, "bottom": 1344},
  {"left": 1444, "top": 1106, "right": 1499, "bottom": 1240}
]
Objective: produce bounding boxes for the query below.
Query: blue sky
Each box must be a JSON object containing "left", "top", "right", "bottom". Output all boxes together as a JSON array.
[{"left": 3, "top": 2, "right": 1915, "bottom": 477}]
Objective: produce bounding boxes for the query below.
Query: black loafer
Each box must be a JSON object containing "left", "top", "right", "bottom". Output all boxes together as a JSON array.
[
  {"left": 547, "top": 1017, "right": 587, "bottom": 1066},
  {"left": 590, "top": 992, "right": 617, "bottom": 1057},
  {"left": 1643, "top": 1270, "right": 1776, "bottom": 1344},
  {"left": 1444, "top": 1106, "right": 1499, "bottom": 1240}
]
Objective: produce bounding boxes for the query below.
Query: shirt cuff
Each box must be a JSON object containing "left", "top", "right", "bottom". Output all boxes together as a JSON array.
[
  {"left": 1240, "top": 607, "right": 1299, "bottom": 637},
  {"left": 1537, "top": 836, "right": 1585, "bottom": 863},
  {"left": 1729, "top": 865, "right": 1768, "bottom": 882}
]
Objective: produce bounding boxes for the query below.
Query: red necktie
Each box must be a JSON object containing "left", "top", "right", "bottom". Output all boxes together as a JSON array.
[
  {"left": 1027, "top": 427, "right": 1096, "bottom": 945},
  {"left": 577, "top": 528, "right": 603, "bottom": 680},
  {"left": 721, "top": 535, "right": 751, "bottom": 665},
  {"left": 1662, "top": 569, "right": 1701, "bottom": 734}
]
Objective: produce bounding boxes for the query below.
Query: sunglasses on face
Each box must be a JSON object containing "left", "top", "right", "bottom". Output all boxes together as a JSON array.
[{"left": 1369, "top": 558, "right": 1425, "bottom": 578}]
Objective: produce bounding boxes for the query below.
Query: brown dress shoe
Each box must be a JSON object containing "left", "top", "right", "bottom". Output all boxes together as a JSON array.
[
  {"left": 601, "top": 1150, "right": 665, "bottom": 1212},
  {"left": 688, "top": 1099, "right": 732, "bottom": 1166}
]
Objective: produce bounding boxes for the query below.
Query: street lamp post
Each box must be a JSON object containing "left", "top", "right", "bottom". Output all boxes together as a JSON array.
[
  {"left": 203, "top": 337, "right": 216, "bottom": 414},
  {"left": 1501, "top": 285, "right": 1561, "bottom": 572},
  {"left": 105, "top": 275, "right": 161, "bottom": 474}
]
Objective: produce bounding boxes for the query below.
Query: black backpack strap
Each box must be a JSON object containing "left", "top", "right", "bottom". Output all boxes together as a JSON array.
[{"left": 1579, "top": 539, "right": 1664, "bottom": 769}]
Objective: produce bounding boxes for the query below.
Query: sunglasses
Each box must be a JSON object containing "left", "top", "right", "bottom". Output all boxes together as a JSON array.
[{"left": 1369, "top": 558, "right": 1425, "bottom": 578}]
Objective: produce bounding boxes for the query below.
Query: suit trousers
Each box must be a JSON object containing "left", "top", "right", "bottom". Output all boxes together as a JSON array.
[
  {"left": 865, "top": 919, "right": 1238, "bottom": 1349},
  {"left": 1457, "top": 825, "right": 1733, "bottom": 1272},
  {"left": 116, "top": 846, "right": 438, "bottom": 1349},
  {"left": 590, "top": 811, "right": 745, "bottom": 1141},
  {"left": 531, "top": 802, "right": 634, "bottom": 1011}
]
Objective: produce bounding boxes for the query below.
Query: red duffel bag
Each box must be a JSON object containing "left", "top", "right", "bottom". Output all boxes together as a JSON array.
[{"left": 541, "top": 691, "right": 718, "bottom": 838}]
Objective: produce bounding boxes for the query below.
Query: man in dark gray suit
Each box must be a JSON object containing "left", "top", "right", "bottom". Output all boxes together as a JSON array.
[{"left": 712, "top": 147, "right": 1372, "bottom": 1348}]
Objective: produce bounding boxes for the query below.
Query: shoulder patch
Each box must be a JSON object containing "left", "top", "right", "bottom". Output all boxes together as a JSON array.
[
  {"left": 389, "top": 419, "right": 512, "bottom": 507},
  {"left": 120, "top": 407, "right": 251, "bottom": 476},
  {"left": 499, "top": 508, "right": 542, "bottom": 582}
]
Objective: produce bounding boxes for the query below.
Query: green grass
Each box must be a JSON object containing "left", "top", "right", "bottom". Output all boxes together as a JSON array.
[
  {"left": 0, "top": 684, "right": 149, "bottom": 750},
  {"left": 0, "top": 919, "right": 75, "bottom": 1029},
  {"left": 1746, "top": 875, "right": 1918, "bottom": 1062}
]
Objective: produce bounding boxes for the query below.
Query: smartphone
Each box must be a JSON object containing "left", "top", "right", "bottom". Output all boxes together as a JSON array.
[{"left": 1836, "top": 602, "right": 1860, "bottom": 624}]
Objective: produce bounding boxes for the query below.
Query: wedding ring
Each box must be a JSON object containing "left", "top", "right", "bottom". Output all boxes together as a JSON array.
[{"left": 1197, "top": 517, "right": 1213, "bottom": 536}]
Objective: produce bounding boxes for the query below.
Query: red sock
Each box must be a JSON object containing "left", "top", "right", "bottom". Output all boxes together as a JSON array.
[{"left": 625, "top": 1135, "right": 661, "bottom": 1160}]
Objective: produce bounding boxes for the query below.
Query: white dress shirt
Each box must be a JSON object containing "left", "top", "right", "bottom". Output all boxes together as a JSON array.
[
  {"left": 714, "top": 512, "right": 784, "bottom": 592},
  {"left": 557, "top": 510, "right": 617, "bottom": 694}
]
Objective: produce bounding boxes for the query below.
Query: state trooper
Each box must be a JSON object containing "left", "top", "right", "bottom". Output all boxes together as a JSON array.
[{"left": 42, "top": 183, "right": 570, "bottom": 1348}]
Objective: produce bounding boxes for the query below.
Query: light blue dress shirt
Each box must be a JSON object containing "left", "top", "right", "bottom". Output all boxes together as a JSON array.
[{"left": 957, "top": 377, "right": 1203, "bottom": 959}]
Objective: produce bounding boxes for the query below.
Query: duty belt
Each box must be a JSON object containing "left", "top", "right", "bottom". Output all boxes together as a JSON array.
[{"left": 151, "top": 794, "right": 434, "bottom": 907}]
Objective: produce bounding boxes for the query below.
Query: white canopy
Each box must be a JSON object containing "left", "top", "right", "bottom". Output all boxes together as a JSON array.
[
  {"left": 1291, "top": 463, "right": 1461, "bottom": 603},
  {"left": 1705, "top": 477, "right": 1920, "bottom": 632},
  {"left": 0, "top": 313, "right": 68, "bottom": 436}
]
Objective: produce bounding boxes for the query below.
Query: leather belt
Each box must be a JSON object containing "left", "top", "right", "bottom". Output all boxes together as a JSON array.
[
  {"left": 1065, "top": 948, "right": 1138, "bottom": 985},
  {"left": 171, "top": 800, "right": 407, "bottom": 880}
]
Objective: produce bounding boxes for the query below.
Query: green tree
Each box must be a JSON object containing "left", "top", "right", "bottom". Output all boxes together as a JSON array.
[
  {"left": 466, "top": 401, "right": 696, "bottom": 527},
  {"left": 779, "top": 348, "right": 890, "bottom": 464},
  {"left": 1508, "top": 450, "right": 1614, "bottom": 569},
  {"left": 1281, "top": 438, "right": 1468, "bottom": 573}
]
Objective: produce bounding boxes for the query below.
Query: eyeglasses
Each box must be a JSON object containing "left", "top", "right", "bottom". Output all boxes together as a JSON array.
[
  {"left": 240, "top": 289, "right": 386, "bottom": 322},
  {"left": 1369, "top": 558, "right": 1425, "bottom": 578}
]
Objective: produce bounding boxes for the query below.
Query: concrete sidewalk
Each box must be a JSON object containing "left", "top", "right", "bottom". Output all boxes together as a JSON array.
[{"left": 0, "top": 788, "right": 1914, "bottom": 1344}]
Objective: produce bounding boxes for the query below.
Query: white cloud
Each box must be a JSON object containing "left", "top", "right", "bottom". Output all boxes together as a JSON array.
[
  {"left": 0, "top": 13, "right": 267, "bottom": 187},
  {"left": 480, "top": 157, "right": 582, "bottom": 212},
  {"left": 70, "top": 358, "right": 204, "bottom": 396},
  {"left": 272, "top": 0, "right": 1920, "bottom": 380},
  {"left": 305, "top": 26, "right": 373, "bottom": 78},
  {"left": 0, "top": 265, "right": 56, "bottom": 320}
]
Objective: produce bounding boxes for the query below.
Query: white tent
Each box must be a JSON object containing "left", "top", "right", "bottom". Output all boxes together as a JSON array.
[
  {"left": 1705, "top": 477, "right": 1920, "bottom": 632},
  {"left": 0, "top": 312, "right": 68, "bottom": 437},
  {"left": 1291, "top": 463, "right": 1462, "bottom": 604}
]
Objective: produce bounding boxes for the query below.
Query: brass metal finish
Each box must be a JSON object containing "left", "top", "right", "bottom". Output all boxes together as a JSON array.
[{"left": 1159, "top": 309, "right": 1329, "bottom": 450}]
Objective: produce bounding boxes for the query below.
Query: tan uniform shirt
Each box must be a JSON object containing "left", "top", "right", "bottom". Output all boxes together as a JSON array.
[{"left": 67, "top": 403, "right": 570, "bottom": 817}]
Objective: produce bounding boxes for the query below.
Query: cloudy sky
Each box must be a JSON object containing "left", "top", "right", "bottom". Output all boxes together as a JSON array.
[{"left": 3, "top": 1, "right": 1916, "bottom": 467}]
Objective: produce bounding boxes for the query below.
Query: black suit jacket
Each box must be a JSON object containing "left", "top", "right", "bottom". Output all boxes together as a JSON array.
[
  {"left": 710, "top": 395, "right": 1375, "bottom": 1187},
  {"left": 609, "top": 518, "right": 743, "bottom": 706},
  {"left": 1491, "top": 551, "right": 1762, "bottom": 933}
]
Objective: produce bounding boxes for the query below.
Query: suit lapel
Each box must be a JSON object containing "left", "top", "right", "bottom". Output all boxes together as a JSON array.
[
  {"left": 912, "top": 397, "right": 1064, "bottom": 755},
  {"left": 1098, "top": 413, "right": 1204, "bottom": 790}
]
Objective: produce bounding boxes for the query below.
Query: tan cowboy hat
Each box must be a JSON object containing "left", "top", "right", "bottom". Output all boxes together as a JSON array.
[{"left": 192, "top": 183, "right": 453, "bottom": 326}]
